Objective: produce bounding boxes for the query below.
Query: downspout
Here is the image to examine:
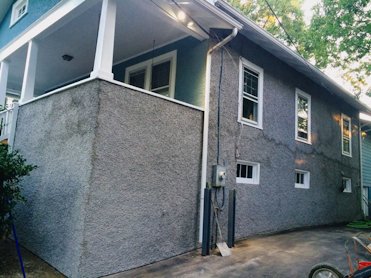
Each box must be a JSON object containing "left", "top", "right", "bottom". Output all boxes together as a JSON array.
[
  {"left": 359, "top": 118, "right": 365, "bottom": 217},
  {"left": 199, "top": 27, "right": 238, "bottom": 242}
]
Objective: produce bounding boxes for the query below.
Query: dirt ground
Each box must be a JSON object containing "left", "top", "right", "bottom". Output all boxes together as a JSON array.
[{"left": 0, "top": 239, "right": 64, "bottom": 278}]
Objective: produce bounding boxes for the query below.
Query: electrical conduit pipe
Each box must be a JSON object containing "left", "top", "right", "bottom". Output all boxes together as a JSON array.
[{"left": 199, "top": 27, "right": 238, "bottom": 242}]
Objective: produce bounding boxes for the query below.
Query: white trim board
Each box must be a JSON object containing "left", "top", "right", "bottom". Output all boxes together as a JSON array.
[{"left": 20, "top": 76, "right": 204, "bottom": 112}]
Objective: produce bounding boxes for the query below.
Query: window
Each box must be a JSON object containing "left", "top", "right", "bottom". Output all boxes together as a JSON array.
[
  {"left": 341, "top": 114, "right": 352, "bottom": 157},
  {"left": 125, "top": 51, "right": 176, "bottom": 98},
  {"left": 10, "top": 0, "right": 28, "bottom": 27},
  {"left": 295, "top": 170, "right": 310, "bottom": 189},
  {"left": 239, "top": 58, "right": 264, "bottom": 129},
  {"left": 342, "top": 177, "right": 352, "bottom": 193},
  {"left": 236, "top": 161, "right": 260, "bottom": 184},
  {"left": 295, "top": 89, "right": 311, "bottom": 143}
]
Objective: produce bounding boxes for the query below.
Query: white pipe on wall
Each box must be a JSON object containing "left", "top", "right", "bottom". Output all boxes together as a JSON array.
[{"left": 198, "top": 27, "right": 238, "bottom": 242}]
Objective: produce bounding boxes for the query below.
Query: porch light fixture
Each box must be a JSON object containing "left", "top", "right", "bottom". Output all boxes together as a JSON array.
[
  {"left": 177, "top": 11, "right": 186, "bottom": 22},
  {"left": 62, "top": 54, "right": 74, "bottom": 61}
]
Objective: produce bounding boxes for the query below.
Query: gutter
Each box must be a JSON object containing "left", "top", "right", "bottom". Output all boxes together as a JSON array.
[{"left": 199, "top": 27, "right": 238, "bottom": 242}]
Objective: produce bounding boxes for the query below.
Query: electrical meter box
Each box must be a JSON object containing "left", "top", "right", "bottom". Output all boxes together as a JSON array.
[{"left": 212, "top": 165, "right": 226, "bottom": 187}]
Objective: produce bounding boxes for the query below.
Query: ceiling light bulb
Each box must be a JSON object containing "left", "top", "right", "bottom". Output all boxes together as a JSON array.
[
  {"left": 187, "top": 21, "right": 194, "bottom": 28},
  {"left": 177, "top": 11, "right": 186, "bottom": 22}
]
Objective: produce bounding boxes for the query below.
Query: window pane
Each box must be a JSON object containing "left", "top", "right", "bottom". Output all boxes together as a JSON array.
[
  {"left": 296, "top": 173, "right": 300, "bottom": 184},
  {"left": 247, "top": 165, "right": 253, "bottom": 178},
  {"left": 237, "top": 164, "right": 241, "bottom": 177},
  {"left": 297, "top": 96, "right": 308, "bottom": 117},
  {"left": 243, "top": 98, "right": 257, "bottom": 121},
  {"left": 343, "top": 119, "right": 350, "bottom": 138},
  {"left": 152, "top": 87, "right": 170, "bottom": 97},
  {"left": 343, "top": 138, "right": 350, "bottom": 153},
  {"left": 129, "top": 69, "right": 145, "bottom": 89},
  {"left": 244, "top": 68, "right": 259, "bottom": 98},
  {"left": 241, "top": 164, "right": 247, "bottom": 178},
  {"left": 152, "top": 61, "right": 170, "bottom": 91}
]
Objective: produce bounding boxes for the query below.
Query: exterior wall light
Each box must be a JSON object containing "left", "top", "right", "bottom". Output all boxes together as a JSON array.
[{"left": 62, "top": 54, "right": 74, "bottom": 61}]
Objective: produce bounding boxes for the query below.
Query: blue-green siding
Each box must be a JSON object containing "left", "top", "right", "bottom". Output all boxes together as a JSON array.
[
  {"left": 0, "top": 0, "right": 61, "bottom": 49},
  {"left": 362, "top": 135, "right": 371, "bottom": 187},
  {"left": 112, "top": 37, "right": 208, "bottom": 107}
]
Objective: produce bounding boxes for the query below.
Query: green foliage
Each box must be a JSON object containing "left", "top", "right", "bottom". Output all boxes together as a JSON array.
[
  {"left": 227, "top": 0, "right": 307, "bottom": 48},
  {"left": 0, "top": 143, "right": 36, "bottom": 239},
  {"left": 304, "top": 0, "right": 370, "bottom": 95},
  {"left": 227, "top": 0, "right": 370, "bottom": 95}
]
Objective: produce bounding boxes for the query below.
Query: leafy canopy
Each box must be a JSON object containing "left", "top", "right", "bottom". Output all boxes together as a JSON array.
[{"left": 227, "top": 0, "right": 371, "bottom": 95}]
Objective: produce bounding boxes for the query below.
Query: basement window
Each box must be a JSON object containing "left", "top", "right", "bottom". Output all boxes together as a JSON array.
[
  {"left": 10, "top": 0, "right": 28, "bottom": 27},
  {"left": 236, "top": 161, "right": 260, "bottom": 185},
  {"left": 125, "top": 51, "right": 177, "bottom": 98},
  {"left": 295, "top": 170, "right": 310, "bottom": 189},
  {"left": 342, "top": 177, "right": 352, "bottom": 193}
]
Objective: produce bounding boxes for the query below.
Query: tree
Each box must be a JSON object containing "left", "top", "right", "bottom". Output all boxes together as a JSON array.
[
  {"left": 227, "top": 0, "right": 370, "bottom": 95},
  {"left": 0, "top": 144, "right": 36, "bottom": 239},
  {"left": 304, "top": 0, "right": 370, "bottom": 95},
  {"left": 227, "top": 0, "right": 307, "bottom": 49}
]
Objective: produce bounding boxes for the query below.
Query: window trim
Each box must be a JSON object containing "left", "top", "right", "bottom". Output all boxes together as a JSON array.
[
  {"left": 236, "top": 160, "right": 260, "bottom": 185},
  {"left": 10, "top": 0, "right": 28, "bottom": 27},
  {"left": 295, "top": 89, "right": 311, "bottom": 144},
  {"left": 124, "top": 50, "right": 177, "bottom": 98},
  {"left": 238, "top": 57, "right": 264, "bottom": 129},
  {"left": 341, "top": 113, "right": 352, "bottom": 157},
  {"left": 294, "top": 169, "right": 310, "bottom": 189},
  {"left": 342, "top": 177, "right": 352, "bottom": 193}
]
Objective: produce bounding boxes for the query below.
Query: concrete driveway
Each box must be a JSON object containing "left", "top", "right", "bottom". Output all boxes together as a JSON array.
[
  {"left": 108, "top": 226, "right": 371, "bottom": 278},
  {"left": 2, "top": 226, "right": 371, "bottom": 277}
]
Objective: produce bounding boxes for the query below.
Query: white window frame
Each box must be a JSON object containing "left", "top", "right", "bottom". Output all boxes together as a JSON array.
[
  {"left": 238, "top": 57, "right": 264, "bottom": 129},
  {"left": 236, "top": 160, "right": 260, "bottom": 185},
  {"left": 342, "top": 177, "right": 352, "bottom": 193},
  {"left": 295, "top": 89, "right": 311, "bottom": 144},
  {"left": 124, "top": 50, "right": 177, "bottom": 98},
  {"left": 295, "top": 169, "right": 310, "bottom": 189},
  {"left": 10, "top": 0, "right": 28, "bottom": 27},
  {"left": 341, "top": 113, "right": 352, "bottom": 157}
]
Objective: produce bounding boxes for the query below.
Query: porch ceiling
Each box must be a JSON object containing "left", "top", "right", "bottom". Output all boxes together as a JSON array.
[{"left": 6, "top": 0, "right": 237, "bottom": 97}]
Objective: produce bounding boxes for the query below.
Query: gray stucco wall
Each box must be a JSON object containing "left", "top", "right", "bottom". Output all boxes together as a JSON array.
[
  {"left": 79, "top": 81, "right": 203, "bottom": 277},
  {"left": 13, "top": 80, "right": 203, "bottom": 277},
  {"left": 207, "top": 35, "right": 362, "bottom": 239},
  {"left": 13, "top": 81, "right": 100, "bottom": 277}
]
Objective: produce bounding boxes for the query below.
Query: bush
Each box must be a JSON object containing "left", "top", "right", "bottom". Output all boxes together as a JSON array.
[{"left": 0, "top": 143, "right": 36, "bottom": 239}]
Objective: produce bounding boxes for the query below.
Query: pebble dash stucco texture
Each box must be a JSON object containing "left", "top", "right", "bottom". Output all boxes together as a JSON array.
[
  {"left": 10, "top": 35, "right": 363, "bottom": 277},
  {"left": 13, "top": 80, "right": 203, "bottom": 277},
  {"left": 206, "top": 35, "right": 362, "bottom": 241}
]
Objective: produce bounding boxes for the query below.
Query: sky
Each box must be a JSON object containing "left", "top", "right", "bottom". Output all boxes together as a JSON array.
[{"left": 301, "top": 0, "right": 371, "bottom": 108}]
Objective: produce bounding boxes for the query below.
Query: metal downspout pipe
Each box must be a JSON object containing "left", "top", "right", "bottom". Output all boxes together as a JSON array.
[{"left": 199, "top": 27, "right": 238, "bottom": 242}]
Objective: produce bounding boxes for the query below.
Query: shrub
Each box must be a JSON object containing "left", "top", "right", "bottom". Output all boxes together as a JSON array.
[{"left": 0, "top": 143, "right": 36, "bottom": 239}]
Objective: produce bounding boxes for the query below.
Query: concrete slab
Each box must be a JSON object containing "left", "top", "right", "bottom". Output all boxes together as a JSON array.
[{"left": 107, "top": 226, "right": 371, "bottom": 278}]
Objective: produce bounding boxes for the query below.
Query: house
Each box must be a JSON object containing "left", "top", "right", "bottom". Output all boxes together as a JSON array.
[{"left": 0, "top": 0, "right": 369, "bottom": 277}]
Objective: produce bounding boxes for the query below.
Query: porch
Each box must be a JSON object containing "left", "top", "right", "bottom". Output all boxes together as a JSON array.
[{"left": 0, "top": 0, "right": 238, "bottom": 142}]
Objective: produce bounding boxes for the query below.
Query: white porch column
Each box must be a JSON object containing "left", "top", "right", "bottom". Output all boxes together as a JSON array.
[
  {"left": 90, "top": 0, "right": 117, "bottom": 80},
  {"left": 0, "top": 61, "right": 9, "bottom": 108},
  {"left": 20, "top": 40, "right": 38, "bottom": 103}
]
